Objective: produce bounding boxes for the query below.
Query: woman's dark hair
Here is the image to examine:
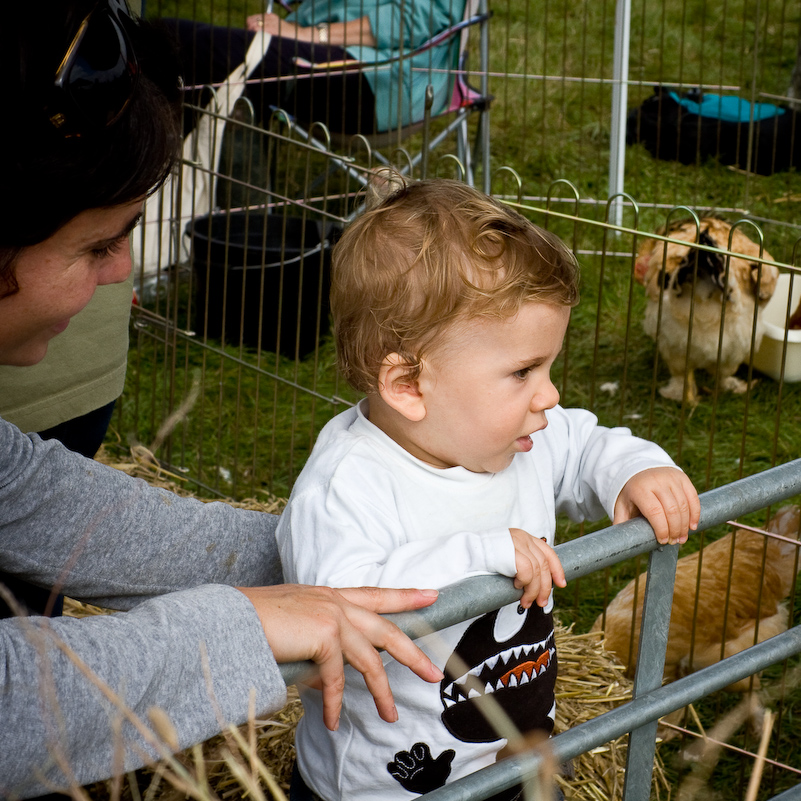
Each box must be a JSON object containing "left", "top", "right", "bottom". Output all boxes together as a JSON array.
[{"left": 0, "top": 1, "right": 183, "bottom": 294}]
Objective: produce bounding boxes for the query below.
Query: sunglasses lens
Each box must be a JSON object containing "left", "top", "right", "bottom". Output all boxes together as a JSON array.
[{"left": 53, "top": 3, "right": 139, "bottom": 133}]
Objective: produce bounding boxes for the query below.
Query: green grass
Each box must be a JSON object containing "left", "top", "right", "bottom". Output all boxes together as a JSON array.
[
  {"left": 117, "top": 317, "right": 357, "bottom": 499},
  {"left": 144, "top": 0, "right": 261, "bottom": 25}
]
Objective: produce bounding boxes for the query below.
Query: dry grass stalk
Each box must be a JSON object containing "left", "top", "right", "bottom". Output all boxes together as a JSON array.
[
  {"left": 660, "top": 660, "right": 801, "bottom": 800},
  {"left": 672, "top": 695, "right": 790, "bottom": 801},
  {"left": 94, "top": 444, "right": 287, "bottom": 515},
  {"left": 675, "top": 696, "right": 758, "bottom": 801},
  {"left": 743, "top": 709, "right": 775, "bottom": 801}
]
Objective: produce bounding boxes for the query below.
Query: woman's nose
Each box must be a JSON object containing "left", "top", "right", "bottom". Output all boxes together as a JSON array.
[{"left": 97, "top": 250, "right": 133, "bottom": 287}]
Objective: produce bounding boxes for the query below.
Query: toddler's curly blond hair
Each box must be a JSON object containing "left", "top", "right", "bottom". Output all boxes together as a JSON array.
[{"left": 332, "top": 176, "right": 580, "bottom": 394}]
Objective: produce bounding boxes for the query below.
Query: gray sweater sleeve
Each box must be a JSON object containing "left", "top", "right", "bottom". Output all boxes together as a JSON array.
[{"left": 0, "top": 418, "right": 288, "bottom": 797}]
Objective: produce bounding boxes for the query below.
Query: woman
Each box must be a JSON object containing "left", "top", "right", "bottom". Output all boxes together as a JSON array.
[
  {"left": 0, "top": 3, "right": 441, "bottom": 796},
  {"left": 168, "top": 0, "right": 466, "bottom": 135}
]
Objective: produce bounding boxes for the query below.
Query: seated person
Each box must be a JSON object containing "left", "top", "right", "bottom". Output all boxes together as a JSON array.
[{"left": 164, "top": 0, "right": 466, "bottom": 135}]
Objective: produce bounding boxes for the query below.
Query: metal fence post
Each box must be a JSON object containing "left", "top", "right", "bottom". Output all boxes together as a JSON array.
[
  {"left": 622, "top": 544, "right": 679, "bottom": 800},
  {"left": 608, "top": 0, "right": 631, "bottom": 228}
]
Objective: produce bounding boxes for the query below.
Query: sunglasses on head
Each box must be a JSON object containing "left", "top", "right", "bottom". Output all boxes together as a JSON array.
[{"left": 46, "top": 0, "right": 140, "bottom": 137}]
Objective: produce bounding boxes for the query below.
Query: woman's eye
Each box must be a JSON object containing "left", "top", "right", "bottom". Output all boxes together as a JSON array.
[
  {"left": 91, "top": 237, "right": 128, "bottom": 260},
  {"left": 90, "top": 213, "right": 141, "bottom": 260}
]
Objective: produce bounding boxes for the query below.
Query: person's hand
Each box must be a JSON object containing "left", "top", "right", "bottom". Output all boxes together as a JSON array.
[
  {"left": 613, "top": 466, "right": 700, "bottom": 545},
  {"left": 246, "top": 12, "right": 305, "bottom": 39},
  {"left": 509, "top": 529, "right": 566, "bottom": 609},
  {"left": 236, "top": 584, "right": 443, "bottom": 730}
]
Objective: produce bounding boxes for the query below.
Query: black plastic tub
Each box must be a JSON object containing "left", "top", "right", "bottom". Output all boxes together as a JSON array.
[{"left": 190, "top": 211, "right": 333, "bottom": 358}]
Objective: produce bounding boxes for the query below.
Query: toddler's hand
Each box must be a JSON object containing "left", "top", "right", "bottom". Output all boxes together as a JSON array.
[
  {"left": 509, "top": 528, "right": 566, "bottom": 609},
  {"left": 614, "top": 466, "right": 700, "bottom": 545}
]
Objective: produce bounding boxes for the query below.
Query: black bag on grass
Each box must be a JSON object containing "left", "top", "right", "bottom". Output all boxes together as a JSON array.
[{"left": 626, "top": 85, "right": 800, "bottom": 175}]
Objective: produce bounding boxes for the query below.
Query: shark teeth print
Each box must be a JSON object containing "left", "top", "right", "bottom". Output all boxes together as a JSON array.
[{"left": 440, "top": 633, "right": 555, "bottom": 708}]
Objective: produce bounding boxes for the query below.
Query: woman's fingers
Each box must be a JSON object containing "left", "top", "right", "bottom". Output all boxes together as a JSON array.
[
  {"left": 337, "top": 587, "right": 444, "bottom": 683},
  {"left": 336, "top": 586, "right": 439, "bottom": 616},
  {"left": 236, "top": 584, "right": 442, "bottom": 730}
]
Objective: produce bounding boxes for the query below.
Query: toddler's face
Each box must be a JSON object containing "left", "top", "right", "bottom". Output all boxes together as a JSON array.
[{"left": 411, "top": 301, "right": 570, "bottom": 473}]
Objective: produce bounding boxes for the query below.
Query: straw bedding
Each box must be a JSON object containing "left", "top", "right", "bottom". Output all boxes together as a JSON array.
[{"left": 68, "top": 446, "right": 664, "bottom": 801}]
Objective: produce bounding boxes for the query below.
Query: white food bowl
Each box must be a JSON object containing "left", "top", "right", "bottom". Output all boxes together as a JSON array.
[{"left": 753, "top": 272, "right": 801, "bottom": 383}]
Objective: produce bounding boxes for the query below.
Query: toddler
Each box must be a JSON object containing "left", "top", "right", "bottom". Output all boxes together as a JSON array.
[{"left": 276, "top": 178, "right": 699, "bottom": 801}]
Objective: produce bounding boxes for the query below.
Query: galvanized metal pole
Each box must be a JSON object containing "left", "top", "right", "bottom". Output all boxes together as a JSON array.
[
  {"left": 622, "top": 544, "right": 678, "bottom": 801},
  {"left": 421, "top": 85, "right": 435, "bottom": 180},
  {"left": 769, "top": 782, "right": 801, "bottom": 801},
  {"left": 279, "top": 458, "right": 801, "bottom": 681},
  {"left": 418, "top": 625, "right": 801, "bottom": 800},
  {"left": 608, "top": 0, "right": 631, "bottom": 229},
  {"left": 479, "top": 0, "right": 491, "bottom": 195}
]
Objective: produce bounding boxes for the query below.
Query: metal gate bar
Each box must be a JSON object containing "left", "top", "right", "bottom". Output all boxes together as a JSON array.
[
  {"left": 382, "top": 457, "right": 801, "bottom": 640},
  {"left": 623, "top": 541, "right": 678, "bottom": 800},
  {"left": 279, "top": 458, "right": 801, "bottom": 799},
  {"left": 771, "top": 781, "right": 801, "bottom": 801},
  {"left": 419, "top": 625, "right": 801, "bottom": 800}
]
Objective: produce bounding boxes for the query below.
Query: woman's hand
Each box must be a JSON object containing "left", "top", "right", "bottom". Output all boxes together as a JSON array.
[
  {"left": 236, "top": 584, "right": 443, "bottom": 730},
  {"left": 244, "top": 13, "right": 376, "bottom": 48}
]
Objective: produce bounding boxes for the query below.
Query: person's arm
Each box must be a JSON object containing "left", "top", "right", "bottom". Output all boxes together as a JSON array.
[
  {"left": 0, "top": 419, "right": 282, "bottom": 607},
  {"left": 277, "top": 450, "right": 524, "bottom": 595},
  {"left": 280, "top": 490, "right": 518, "bottom": 592},
  {"left": 365, "top": 0, "right": 464, "bottom": 51},
  {"left": 0, "top": 583, "right": 283, "bottom": 797},
  {"left": 542, "top": 405, "right": 690, "bottom": 525},
  {"left": 277, "top": 0, "right": 464, "bottom": 53},
  {"left": 246, "top": 12, "right": 377, "bottom": 48},
  {"left": 0, "top": 582, "right": 441, "bottom": 795},
  {"left": 281, "top": 483, "right": 564, "bottom": 613}
]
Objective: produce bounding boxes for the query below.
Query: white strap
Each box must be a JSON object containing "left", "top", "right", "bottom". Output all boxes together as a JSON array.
[{"left": 134, "top": 29, "right": 273, "bottom": 278}]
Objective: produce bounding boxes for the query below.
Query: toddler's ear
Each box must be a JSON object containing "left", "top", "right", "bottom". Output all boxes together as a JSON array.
[{"left": 378, "top": 353, "right": 426, "bottom": 422}]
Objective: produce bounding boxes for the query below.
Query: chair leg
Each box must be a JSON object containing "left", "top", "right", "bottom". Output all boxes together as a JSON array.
[
  {"left": 457, "top": 118, "right": 474, "bottom": 186},
  {"left": 472, "top": 107, "right": 491, "bottom": 194}
]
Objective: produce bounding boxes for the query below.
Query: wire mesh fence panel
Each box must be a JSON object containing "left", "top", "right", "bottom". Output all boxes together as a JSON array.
[
  {"left": 113, "top": 1, "right": 801, "bottom": 798},
  {"left": 127, "top": 127, "right": 360, "bottom": 499},
  {"left": 485, "top": 0, "right": 801, "bottom": 229},
  {"left": 119, "top": 114, "right": 801, "bottom": 798}
]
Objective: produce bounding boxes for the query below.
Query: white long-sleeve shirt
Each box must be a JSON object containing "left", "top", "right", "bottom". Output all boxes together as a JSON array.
[{"left": 277, "top": 401, "right": 677, "bottom": 801}]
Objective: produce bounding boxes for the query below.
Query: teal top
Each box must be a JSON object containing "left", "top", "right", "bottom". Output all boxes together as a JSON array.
[{"left": 288, "top": 0, "right": 466, "bottom": 130}]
